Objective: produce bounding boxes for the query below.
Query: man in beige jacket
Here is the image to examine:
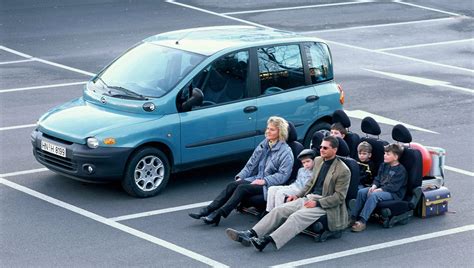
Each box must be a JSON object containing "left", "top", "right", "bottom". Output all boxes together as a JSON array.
[{"left": 226, "top": 136, "right": 350, "bottom": 251}]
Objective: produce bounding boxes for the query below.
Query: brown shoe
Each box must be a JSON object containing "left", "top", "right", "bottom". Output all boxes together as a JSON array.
[
  {"left": 351, "top": 221, "right": 366, "bottom": 232},
  {"left": 348, "top": 218, "right": 357, "bottom": 227}
]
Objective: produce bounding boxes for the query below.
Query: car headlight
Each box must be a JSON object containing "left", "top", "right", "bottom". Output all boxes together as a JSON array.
[{"left": 87, "top": 137, "right": 99, "bottom": 149}]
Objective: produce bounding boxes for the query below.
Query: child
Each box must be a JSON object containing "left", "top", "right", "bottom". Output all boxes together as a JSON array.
[
  {"left": 265, "top": 149, "right": 316, "bottom": 212},
  {"left": 330, "top": 122, "right": 347, "bottom": 139},
  {"left": 357, "top": 141, "right": 375, "bottom": 189},
  {"left": 351, "top": 144, "right": 407, "bottom": 232}
]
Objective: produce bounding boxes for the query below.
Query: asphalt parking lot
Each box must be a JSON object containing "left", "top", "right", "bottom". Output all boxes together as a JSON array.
[{"left": 1, "top": 1, "right": 473, "bottom": 267}]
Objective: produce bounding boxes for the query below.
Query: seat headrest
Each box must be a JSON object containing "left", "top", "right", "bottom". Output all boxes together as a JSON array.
[
  {"left": 361, "top": 117, "right": 381, "bottom": 136},
  {"left": 311, "top": 131, "right": 325, "bottom": 150},
  {"left": 392, "top": 124, "right": 412, "bottom": 143},
  {"left": 333, "top": 110, "right": 351, "bottom": 128},
  {"left": 287, "top": 121, "right": 297, "bottom": 143},
  {"left": 336, "top": 137, "right": 350, "bottom": 157}
]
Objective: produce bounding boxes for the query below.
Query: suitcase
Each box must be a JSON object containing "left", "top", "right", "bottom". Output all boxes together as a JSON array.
[{"left": 418, "top": 186, "right": 451, "bottom": 218}]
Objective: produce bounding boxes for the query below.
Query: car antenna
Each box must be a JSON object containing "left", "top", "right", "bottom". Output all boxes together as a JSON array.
[{"left": 175, "top": 31, "right": 193, "bottom": 45}]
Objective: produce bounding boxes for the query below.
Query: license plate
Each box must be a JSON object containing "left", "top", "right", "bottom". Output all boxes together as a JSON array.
[{"left": 41, "top": 140, "right": 66, "bottom": 158}]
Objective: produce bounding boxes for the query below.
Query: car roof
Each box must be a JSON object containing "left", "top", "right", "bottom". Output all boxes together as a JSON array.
[{"left": 143, "top": 26, "right": 324, "bottom": 56}]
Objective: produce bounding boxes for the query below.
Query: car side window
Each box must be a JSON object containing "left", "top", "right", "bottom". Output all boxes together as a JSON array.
[
  {"left": 257, "top": 44, "right": 305, "bottom": 95},
  {"left": 305, "top": 42, "right": 333, "bottom": 84},
  {"left": 192, "top": 50, "right": 249, "bottom": 107}
]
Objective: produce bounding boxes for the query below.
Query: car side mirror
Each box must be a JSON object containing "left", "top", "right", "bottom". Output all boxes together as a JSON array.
[{"left": 181, "top": 87, "right": 204, "bottom": 112}]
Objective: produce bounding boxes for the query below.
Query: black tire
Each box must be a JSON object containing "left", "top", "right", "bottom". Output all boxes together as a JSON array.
[
  {"left": 303, "top": 121, "right": 331, "bottom": 148},
  {"left": 122, "top": 147, "right": 170, "bottom": 198}
]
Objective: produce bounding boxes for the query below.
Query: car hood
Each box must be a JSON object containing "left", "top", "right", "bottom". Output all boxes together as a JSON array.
[{"left": 38, "top": 98, "right": 160, "bottom": 144}]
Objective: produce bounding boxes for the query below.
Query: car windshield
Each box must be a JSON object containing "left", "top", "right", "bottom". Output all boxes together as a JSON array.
[{"left": 98, "top": 43, "right": 205, "bottom": 98}]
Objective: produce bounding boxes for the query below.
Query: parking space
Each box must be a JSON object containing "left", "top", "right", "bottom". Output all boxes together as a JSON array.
[
  {"left": 1, "top": 0, "right": 473, "bottom": 267},
  {"left": 231, "top": 1, "right": 450, "bottom": 32}
]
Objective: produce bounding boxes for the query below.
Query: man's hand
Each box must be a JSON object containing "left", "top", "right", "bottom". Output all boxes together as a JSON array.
[
  {"left": 286, "top": 195, "right": 298, "bottom": 202},
  {"left": 304, "top": 200, "right": 317, "bottom": 208},
  {"left": 373, "top": 188, "right": 383, "bottom": 192},
  {"left": 251, "top": 179, "right": 265, "bottom": 185},
  {"left": 368, "top": 185, "right": 377, "bottom": 194}
]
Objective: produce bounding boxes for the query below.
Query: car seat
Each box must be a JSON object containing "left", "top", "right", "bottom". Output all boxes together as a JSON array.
[
  {"left": 238, "top": 121, "right": 304, "bottom": 214},
  {"left": 372, "top": 124, "right": 423, "bottom": 228},
  {"left": 359, "top": 116, "right": 388, "bottom": 177},
  {"left": 303, "top": 137, "right": 360, "bottom": 242},
  {"left": 332, "top": 110, "right": 360, "bottom": 160}
]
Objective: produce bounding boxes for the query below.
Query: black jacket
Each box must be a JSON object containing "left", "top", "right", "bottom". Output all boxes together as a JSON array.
[{"left": 373, "top": 163, "right": 407, "bottom": 200}]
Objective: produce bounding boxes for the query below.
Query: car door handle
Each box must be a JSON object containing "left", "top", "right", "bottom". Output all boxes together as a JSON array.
[
  {"left": 243, "top": 106, "right": 258, "bottom": 113},
  {"left": 306, "top": 95, "right": 319, "bottom": 102}
]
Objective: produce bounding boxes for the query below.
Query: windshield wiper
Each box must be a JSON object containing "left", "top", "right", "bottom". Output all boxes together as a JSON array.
[{"left": 107, "top": 85, "right": 148, "bottom": 100}]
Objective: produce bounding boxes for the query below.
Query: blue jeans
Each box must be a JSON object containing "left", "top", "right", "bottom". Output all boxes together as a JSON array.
[{"left": 351, "top": 187, "right": 394, "bottom": 222}]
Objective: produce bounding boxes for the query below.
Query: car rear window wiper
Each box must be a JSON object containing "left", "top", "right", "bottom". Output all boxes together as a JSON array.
[{"left": 107, "top": 85, "right": 149, "bottom": 100}]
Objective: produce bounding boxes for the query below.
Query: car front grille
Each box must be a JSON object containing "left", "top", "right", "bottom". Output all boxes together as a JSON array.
[{"left": 35, "top": 149, "right": 77, "bottom": 171}]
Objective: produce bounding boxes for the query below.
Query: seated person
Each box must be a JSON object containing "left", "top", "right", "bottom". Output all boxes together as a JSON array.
[
  {"left": 225, "top": 136, "right": 350, "bottom": 251},
  {"left": 357, "top": 141, "right": 375, "bottom": 189},
  {"left": 265, "top": 149, "right": 316, "bottom": 212},
  {"left": 351, "top": 144, "right": 407, "bottom": 232},
  {"left": 188, "top": 116, "right": 294, "bottom": 226},
  {"left": 330, "top": 122, "right": 347, "bottom": 139}
]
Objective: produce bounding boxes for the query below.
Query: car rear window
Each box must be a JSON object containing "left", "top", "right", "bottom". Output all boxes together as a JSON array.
[
  {"left": 257, "top": 44, "right": 305, "bottom": 95},
  {"left": 304, "top": 42, "right": 333, "bottom": 84}
]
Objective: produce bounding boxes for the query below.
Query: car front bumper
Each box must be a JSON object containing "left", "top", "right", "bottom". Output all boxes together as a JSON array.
[{"left": 31, "top": 129, "right": 133, "bottom": 182}]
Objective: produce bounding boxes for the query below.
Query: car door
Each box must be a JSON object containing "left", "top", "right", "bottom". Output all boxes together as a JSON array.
[
  {"left": 179, "top": 50, "right": 257, "bottom": 164},
  {"left": 254, "top": 43, "right": 320, "bottom": 141}
]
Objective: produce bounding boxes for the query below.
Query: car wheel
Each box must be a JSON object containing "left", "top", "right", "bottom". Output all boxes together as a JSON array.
[
  {"left": 122, "top": 147, "right": 170, "bottom": 197},
  {"left": 303, "top": 121, "right": 331, "bottom": 148}
]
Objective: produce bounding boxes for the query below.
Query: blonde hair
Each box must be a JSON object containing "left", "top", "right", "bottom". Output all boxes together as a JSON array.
[
  {"left": 267, "top": 116, "right": 289, "bottom": 142},
  {"left": 357, "top": 141, "right": 372, "bottom": 153}
]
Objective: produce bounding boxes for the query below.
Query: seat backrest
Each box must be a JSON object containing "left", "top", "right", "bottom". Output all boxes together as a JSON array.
[
  {"left": 344, "top": 133, "right": 361, "bottom": 160},
  {"left": 287, "top": 121, "right": 304, "bottom": 184},
  {"left": 399, "top": 148, "right": 422, "bottom": 201},
  {"left": 332, "top": 110, "right": 359, "bottom": 159},
  {"left": 339, "top": 157, "right": 360, "bottom": 205},
  {"left": 392, "top": 124, "right": 422, "bottom": 201},
  {"left": 359, "top": 117, "right": 388, "bottom": 176},
  {"left": 310, "top": 131, "right": 325, "bottom": 157},
  {"left": 335, "top": 137, "right": 360, "bottom": 205}
]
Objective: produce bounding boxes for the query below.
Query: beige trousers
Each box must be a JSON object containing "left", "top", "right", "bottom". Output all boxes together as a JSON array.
[{"left": 253, "top": 198, "right": 326, "bottom": 249}]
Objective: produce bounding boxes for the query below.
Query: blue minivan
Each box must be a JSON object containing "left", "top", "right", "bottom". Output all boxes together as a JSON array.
[{"left": 31, "top": 26, "right": 344, "bottom": 197}]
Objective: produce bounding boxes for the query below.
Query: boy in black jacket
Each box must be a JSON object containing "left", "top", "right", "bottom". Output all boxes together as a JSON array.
[
  {"left": 357, "top": 141, "right": 375, "bottom": 189},
  {"left": 351, "top": 144, "right": 407, "bottom": 232}
]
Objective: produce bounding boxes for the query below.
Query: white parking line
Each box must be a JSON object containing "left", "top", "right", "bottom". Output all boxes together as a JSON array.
[
  {"left": 110, "top": 201, "right": 212, "bottom": 222},
  {"left": 323, "top": 39, "right": 474, "bottom": 74},
  {"left": 222, "top": 1, "right": 369, "bottom": 15},
  {"left": 0, "top": 177, "right": 229, "bottom": 268},
  {"left": 377, "top": 38, "right": 474, "bottom": 52},
  {"left": 0, "top": 59, "right": 35, "bottom": 65},
  {"left": 393, "top": 0, "right": 464, "bottom": 17},
  {"left": 166, "top": 0, "right": 272, "bottom": 29},
  {"left": 0, "top": 45, "right": 95, "bottom": 77},
  {"left": 345, "top": 109, "right": 439, "bottom": 134},
  {"left": 0, "top": 123, "right": 37, "bottom": 131},
  {"left": 272, "top": 224, "right": 474, "bottom": 267},
  {"left": 0, "top": 168, "right": 49, "bottom": 178},
  {"left": 363, "top": 69, "right": 474, "bottom": 94},
  {"left": 298, "top": 17, "right": 455, "bottom": 34},
  {"left": 1, "top": 81, "right": 87, "bottom": 94},
  {"left": 445, "top": 166, "right": 474, "bottom": 177}
]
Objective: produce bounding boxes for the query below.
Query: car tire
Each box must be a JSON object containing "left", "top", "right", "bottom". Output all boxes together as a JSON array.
[
  {"left": 122, "top": 147, "right": 170, "bottom": 198},
  {"left": 303, "top": 121, "right": 331, "bottom": 148}
]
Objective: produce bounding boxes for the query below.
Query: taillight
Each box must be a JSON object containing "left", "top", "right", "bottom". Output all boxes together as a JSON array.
[{"left": 337, "top": 84, "right": 344, "bottom": 105}]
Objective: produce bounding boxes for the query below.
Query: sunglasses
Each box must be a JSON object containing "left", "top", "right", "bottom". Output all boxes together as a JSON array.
[{"left": 319, "top": 146, "right": 332, "bottom": 150}]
